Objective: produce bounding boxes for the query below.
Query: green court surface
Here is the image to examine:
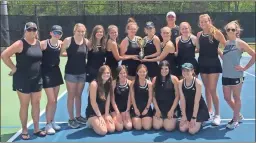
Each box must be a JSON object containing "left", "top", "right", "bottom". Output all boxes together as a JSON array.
[{"left": 0, "top": 57, "right": 67, "bottom": 142}]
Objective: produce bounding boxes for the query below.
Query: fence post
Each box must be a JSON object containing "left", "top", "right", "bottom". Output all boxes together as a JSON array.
[{"left": 1, "top": 0, "right": 10, "bottom": 48}]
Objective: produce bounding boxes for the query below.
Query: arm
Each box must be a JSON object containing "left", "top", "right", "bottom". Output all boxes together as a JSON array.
[
  {"left": 237, "top": 40, "right": 255, "bottom": 71},
  {"left": 191, "top": 35, "right": 199, "bottom": 53},
  {"left": 105, "top": 92, "right": 111, "bottom": 116},
  {"left": 145, "top": 81, "right": 153, "bottom": 110},
  {"left": 110, "top": 81, "right": 120, "bottom": 114},
  {"left": 145, "top": 36, "right": 161, "bottom": 58},
  {"left": 196, "top": 31, "right": 202, "bottom": 53},
  {"left": 40, "top": 40, "right": 47, "bottom": 51},
  {"left": 174, "top": 36, "right": 180, "bottom": 56},
  {"left": 151, "top": 77, "right": 161, "bottom": 112},
  {"left": 192, "top": 79, "right": 203, "bottom": 118},
  {"left": 169, "top": 76, "right": 180, "bottom": 115},
  {"left": 109, "top": 40, "right": 134, "bottom": 61},
  {"left": 126, "top": 80, "right": 132, "bottom": 112},
  {"left": 89, "top": 81, "right": 103, "bottom": 117},
  {"left": 215, "top": 30, "right": 226, "bottom": 59},
  {"left": 130, "top": 81, "right": 138, "bottom": 111},
  {"left": 60, "top": 37, "right": 71, "bottom": 57},
  {"left": 178, "top": 80, "right": 187, "bottom": 120},
  {"left": 143, "top": 42, "right": 174, "bottom": 62},
  {"left": 1, "top": 40, "right": 23, "bottom": 74}
]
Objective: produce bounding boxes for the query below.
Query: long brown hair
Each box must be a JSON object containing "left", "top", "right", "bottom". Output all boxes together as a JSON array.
[
  {"left": 133, "top": 64, "right": 148, "bottom": 89},
  {"left": 90, "top": 25, "right": 106, "bottom": 52},
  {"left": 96, "top": 65, "right": 113, "bottom": 101}
]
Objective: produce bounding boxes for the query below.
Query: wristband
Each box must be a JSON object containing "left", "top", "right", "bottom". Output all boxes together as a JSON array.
[{"left": 191, "top": 116, "right": 196, "bottom": 119}]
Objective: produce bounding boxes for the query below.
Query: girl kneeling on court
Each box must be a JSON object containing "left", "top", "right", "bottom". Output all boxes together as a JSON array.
[
  {"left": 1, "top": 22, "right": 46, "bottom": 140},
  {"left": 222, "top": 21, "right": 255, "bottom": 129},
  {"left": 40, "top": 25, "right": 64, "bottom": 134},
  {"left": 85, "top": 65, "right": 115, "bottom": 136},
  {"left": 152, "top": 60, "right": 180, "bottom": 131},
  {"left": 111, "top": 65, "right": 133, "bottom": 131},
  {"left": 130, "top": 64, "right": 153, "bottom": 130},
  {"left": 179, "top": 63, "right": 209, "bottom": 134}
]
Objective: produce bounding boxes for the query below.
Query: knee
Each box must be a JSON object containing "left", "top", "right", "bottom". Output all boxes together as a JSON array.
[
  {"left": 153, "top": 123, "right": 162, "bottom": 130},
  {"left": 164, "top": 125, "right": 175, "bottom": 132},
  {"left": 209, "top": 87, "right": 217, "bottom": 95},
  {"left": 108, "top": 126, "right": 115, "bottom": 133},
  {"left": 133, "top": 122, "right": 142, "bottom": 130},
  {"left": 115, "top": 124, "right": 123, "bottom": 132},
  {"left": 95, "top": 128, "right": 108, "bottom": 136},
  {"left": 188, "top": 128, "right": 199, "bottom": 135},
  {"left": 48, "top": 99, "right": 57, "bottom": 105},
  {"left": 124, "top": 123, "right": 132, "bottom": 130},
  {"left": 224, "top": 95, "right": 232, "bottom": 102},
  {"left": 143, "top": 124, "right": 152, "bottom": 130},
  {"left": 179, "top": 126, "right": 187, "bottom": 132}
]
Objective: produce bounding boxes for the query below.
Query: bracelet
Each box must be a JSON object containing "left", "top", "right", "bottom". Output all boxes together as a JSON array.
[{"left": 191, "top": 116, "right": 196, "bottom": 119}]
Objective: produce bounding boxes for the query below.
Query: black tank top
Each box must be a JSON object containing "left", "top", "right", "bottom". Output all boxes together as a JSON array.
[
  {"left": 87, "top": 83, "right": 109, "bottom": 114},
  {"left": 87, "top": 46, "right": 106, "bottom": 70},
  {"left": 199, "top": 33, "right": 220, "bottom": 58},
  {"left": 105, "top": 51, "right": 118, "bottom": 70},
  {"left": 155, "top": 76, "right": 175, "bottom": 104},
  {"left": 162, "top": 42, "right": 176, "bottom": 73},
  {"left": 65, "top": 37, "right": 87, "bottom": 74},
  {"left": 182, "top": 77, "right": 204, "bottom": 111},
  {"left": 134, "top": 81, "right": 149, "bottom": 111},
  {"left": 125, "top": 37, "right": 140, "bottom": 55},
  {"left": 177, "top": 36, "right": 196, "bottom": 61},
  {"left": 114, "top": 80, "right": 130, "bottom": 108},
  {"left": 144, "top": 36, "right": 156, "bottom": 56},
  {"left": 158, "top": 26, "right": 180, "bottom": 50},
  {"left": 16, "top": 39, "right": 42, "bottom": 78},
  {"left": 42, "top": 39, "right": 60, "bottom": 68}
]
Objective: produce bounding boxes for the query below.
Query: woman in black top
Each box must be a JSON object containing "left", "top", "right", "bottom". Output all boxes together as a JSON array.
[
  {"left": 120, "top": 18, "right": 140, "bottom": 80},
  {"left": 1, "top": 22, "right": 46, "bottom": 139},
  {"left": 105, "top": 25, "right": 137, "bottom": 79},
  {"left": 175, "top": 22, "right": 199, "bottom": 79},
  {"left": 111, "top": 65, "right": 133, "bottom": 131},
  {"left": 152, "top": 60, "right": 180, "bottom": 131},
  {"left": 86, "top": 65, "right": 115, "bottom": 136},
  {"left": 86, "top": 25, "right": 107, "bottom": 82},
  {"left": 197, "top": 14, "right": 226, "bottom": 126},
  {"left": 179, "top": 63, "right": 209, "bottom": 134},
  {"left": 40, "top": 25, "right": 63, "bottom": 134},
  {"left": 141, "top": 21, "right": 161, "bottom": 79},
  {"left": 61, "top": 23, "right": 88, "bottom": 128},
  {"left": 142, "top": 27, "right": 176, "bottom": 76},
  {"left": 130, "top": 64, "right": 153, "bottom": 130}
]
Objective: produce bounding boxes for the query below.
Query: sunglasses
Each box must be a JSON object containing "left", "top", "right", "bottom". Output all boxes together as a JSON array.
[
  {"left": 167, "top": 15, "right": 175, "bottom": 18},
  {"left": 226, "top": 28, "right": 236, "bottom": 32},
  {"left": 26, "top": 28, "right": 37, "bottom": 32},
  {"left": 52, "top": 31, "right": 63, "bottom": 36}
]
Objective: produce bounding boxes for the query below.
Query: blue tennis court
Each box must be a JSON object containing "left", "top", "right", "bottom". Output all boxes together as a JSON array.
[{"left": 8, "top": 56, "right": 255, "bottom": 142}]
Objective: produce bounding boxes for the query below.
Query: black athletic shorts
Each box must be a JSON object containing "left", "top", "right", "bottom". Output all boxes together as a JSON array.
[{"left": 222, "top": 77, "right": 244, "bottom": 86}]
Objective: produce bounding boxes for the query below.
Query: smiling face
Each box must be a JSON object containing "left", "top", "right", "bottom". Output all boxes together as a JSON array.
[
  {"left": 199, "top": 15, "right": 212, "bottom": 30},
  {"left": 127, "top": 23, "right": 138, "bottom": 37},
  {"left": 108, "top": 26, "right": 118, "bottom": 40},
  {"left": 24, "top": 27, "right": 38, "bottom": 39},
  {"left": 74, "top": 24, "right": 86, "bottom": 38},
  {"left": 160, "top": 65, "right": 169, "bottom": 77},
  {"left": 225, "top": 23, "right": 238, "bottom": 39},
  {"left": 96, "top": 28, "right": 104, "bottom": 40},
  {"left": 137, "top": 65, "right": 148, "bottom": 79},
  {"left": 180, "top": 22, "right": 191, "bottom": 36},
  {"left": 50, "top": 31, "right": 62, "bottom": 40},
  {"left": 161, "top": 27, "right": 171, "bottom": 41}
]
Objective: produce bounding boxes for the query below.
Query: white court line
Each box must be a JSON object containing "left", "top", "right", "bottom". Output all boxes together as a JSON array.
[
  {"left": 245, "top": 71, "right": 255, "bottom": 77},
  {"left": 7, "top": 90, "right": 67, "bottom": 142}
]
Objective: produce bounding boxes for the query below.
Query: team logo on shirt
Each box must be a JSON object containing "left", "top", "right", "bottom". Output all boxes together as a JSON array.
[{"left": 192, "top": 88, "right": 195, "bottom": 90}]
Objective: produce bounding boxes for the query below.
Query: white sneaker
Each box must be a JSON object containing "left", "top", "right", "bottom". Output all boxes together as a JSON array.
[
  {"left": 51, "top": 121, "right": 61, "bottom": 131},
  {"left": 226, "top": 119, "right": 239, "bottom": 129},
  {"left": 212, "top": 115, "right": 221, "bottom": 126},
  {"left": 45, "top": 123, "right": 55, "bottom": 135},
  {"left": 208, "top": 112, "right": 214, "bottom": 121}
]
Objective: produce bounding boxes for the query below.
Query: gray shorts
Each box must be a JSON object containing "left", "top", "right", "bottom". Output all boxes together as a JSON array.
[{"left": 64, "top": 73, "right": 86, "bottom": 83}]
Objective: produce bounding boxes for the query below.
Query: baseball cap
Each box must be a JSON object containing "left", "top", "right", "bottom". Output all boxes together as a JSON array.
[
  {"left": 182, "top": 63, "right": 194, "bottom": 70},
  {"left": 145, "top": 21, "right": 155, "bottom": 28},
  {"left": 166, "top": 11, "right": 176, "bottom": 18},
  {"left": 24, "top": 22, "right": 37, "bottom": 30},
  {"left": 51, "top": 25, "right": 63, "bottom": 33}
]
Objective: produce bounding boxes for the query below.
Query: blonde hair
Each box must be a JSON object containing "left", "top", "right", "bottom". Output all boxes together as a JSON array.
[
  {"left": 199, "top": 14, "right": 218, "bottom": 42},
  {"left": 73, "top": 23, "right": 86, "bottom": 34},
  {"left": 125, "top": 17, "right": 138, "bottom": 33},
  {"left": 224, "top": 20, "right": 242, "bottom": 38},
  {"left": 107, "top": 25, "right": 118, "bottom": 40},
  {"left": 179, "top": 22, "right": 192, "bottom": 35}
]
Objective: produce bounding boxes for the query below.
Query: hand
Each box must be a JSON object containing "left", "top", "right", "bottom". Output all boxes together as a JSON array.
[
  {"left": 189, "top": 119, "right": 196, "bottom": 128},
  {"left": 141, "top": 58, "right": 148, "bottom": 62},
  {"left": 134, "top": 108, "right": 140, "bottom": 116},
  {"left": 144, "top": 56, "right": 148, "bottom": 59},
  {"left": 155, "top": 110, "right": 162, "bottom": 119},
  {"left": 142, "top": 108, "right": 149, "bottom": 116},
  {"left": 167, "top": 110, "right": 174, "bottom": 119},
  {"left": 180, "top": 116, "right": 187, "bottom": 126},
  {"left": 98, "top": 116, "right": 105, "bottom": 127},
  {"left": 235, "top": 65, "right": 246, "bottom": 71},
  {"left": 104, "top": 114, "right": 113, "bottom": 124},
  {"left": 132, "top": 55, "right": 140, "bottom": 61},
  {"left": 9, "top": 67, "right": 17, "bottom": 76}
]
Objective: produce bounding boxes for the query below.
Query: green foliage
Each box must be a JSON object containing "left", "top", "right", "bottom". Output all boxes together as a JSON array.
[{"left": 6, "top": 1, "right": 256, "bottom": 16}]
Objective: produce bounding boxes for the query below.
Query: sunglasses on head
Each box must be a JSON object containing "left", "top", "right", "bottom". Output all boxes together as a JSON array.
[
  {"left": 226, "top": 28, "right": 236, "bottom": 32},
  {"left": 26, "top": 28, "right": 37, "bottom": 32},
  {"left": 167, "top": 15, "right": 175, "bottom": 18},
  {"left": 52, "top": 31, "right": 63, "bottom": 36}
]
